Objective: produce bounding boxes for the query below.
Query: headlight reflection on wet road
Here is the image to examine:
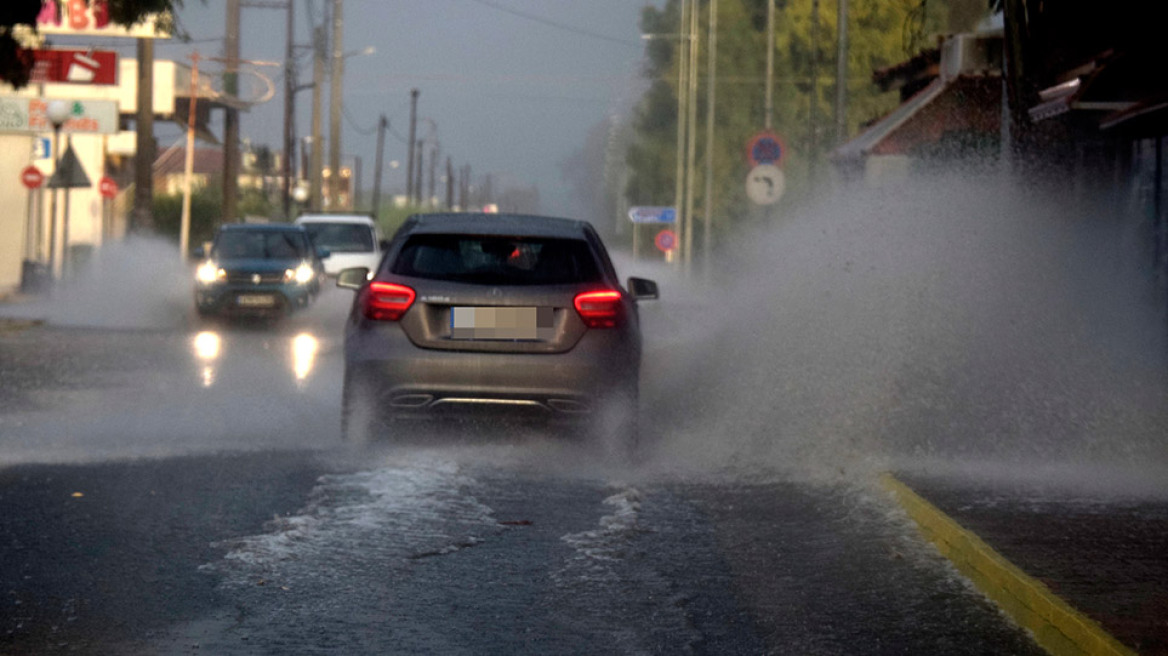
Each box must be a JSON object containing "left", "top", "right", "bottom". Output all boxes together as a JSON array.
[
  {"left": 291, "top": 333, "right": 319, "bottom": 385},
  {"left": 193, "top": 331, "right": 222, "bottom": 388},
  {"left": 190, "top": 331, "right": 320, "bottom": 389}
]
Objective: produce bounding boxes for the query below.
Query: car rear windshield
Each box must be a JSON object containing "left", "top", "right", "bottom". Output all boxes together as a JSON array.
[
  {"left": 301, "top": 223, "right": 374, "bottom": 253},
  {"left": 214, "top": 230, "right": 309, "bottom": 260},
  {"left": 391, "top": 234, "right": 603, "bottom": 285}
]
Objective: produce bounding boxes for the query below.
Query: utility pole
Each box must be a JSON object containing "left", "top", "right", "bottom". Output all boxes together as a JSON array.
[
  {"left": 415, "top": 144, "right": 424, "bottom": 206},
  {"left": 445, "top": 157, "right": 454, "bottom": 210},
  {"left": 765, "top": 0, "right": 775, "bottom": 130},
  {"left": 133, "top": 38, "right": 155, "bottom": 233},
  {"left": 406, "top": 88, "right": 419, "bottom": 203},
  {"left": 371, "top": 115, "right": 387, "bottom": 219},
  {"left": 328, "top": 0, "right": 345, "bottom": 209},
  {"left": 181, "top": 53, "right": 201, "bottom": 261},
  {"left": 835, "top": 0, "right": 848, "bottom": 143},
  {"left": 673, "top": 0, "right": 689, "bottom": 266},
  {"left": 224, "top": 0, "right": 241, "bottom": 220},
  {"left": 353, "top": 156, "right": 362, "bottom": 210},
  {"left": 459, "top": 164, "right": 470, "bottom": 209},
  {"left": 702, "top": 0, "right": 718, "bottom": 278},
  {"left": 309, "top": 22, "right": 325, "bottom": 211},
  {"left": 809, "top": 0, "right": 819, "bottom": 153},
  {"left": 683, "top": 0, "right": 699, "bottom": 270},
  {"left": 428, "top": 142, "right": 437, "bottom": 207},
  {"left": 282, "top": 0, "right": 295, "bottom": 218}
]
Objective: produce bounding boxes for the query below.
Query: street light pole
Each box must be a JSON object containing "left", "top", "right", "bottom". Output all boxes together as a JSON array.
[{"left": 46, "top": 102, "right": 67, "bottom": 280}]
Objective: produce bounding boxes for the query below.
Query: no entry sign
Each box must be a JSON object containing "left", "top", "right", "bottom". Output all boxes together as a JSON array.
[
  {"left": 21, "top": 165, "right": 45, "bottom": 189},
  {"left": 99, "top": 176, "right": 118, "bottom": 198}
]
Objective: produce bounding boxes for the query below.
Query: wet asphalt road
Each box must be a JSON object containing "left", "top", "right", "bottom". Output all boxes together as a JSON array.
[{"left": 0, "top": 288, "right": 1047, "bottom": 655}]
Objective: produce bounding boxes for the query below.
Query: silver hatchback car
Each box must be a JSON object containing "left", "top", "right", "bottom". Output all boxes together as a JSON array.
[{"left": 337, "top": 213, "right": 658, "bottom": 453}]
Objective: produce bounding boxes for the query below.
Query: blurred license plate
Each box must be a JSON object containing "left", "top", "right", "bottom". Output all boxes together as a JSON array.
[
  {"left": 451, "top": 307, "right": 553, "bottom": 340},
  {"left": 237, "top": 294, "right": 276, "bottom": 308}
]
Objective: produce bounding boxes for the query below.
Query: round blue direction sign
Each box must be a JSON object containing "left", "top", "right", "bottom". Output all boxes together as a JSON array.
[{"left": 746, "top": 131, "right": 785, "bottom": 168}]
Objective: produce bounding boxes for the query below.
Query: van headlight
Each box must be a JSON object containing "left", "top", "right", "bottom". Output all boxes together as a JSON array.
[
  {"left": 196, "top": 261, "right": 226, "bottom": 284},
  {"left": 286, "top": 262, "right": 315, "bottom": 284}
]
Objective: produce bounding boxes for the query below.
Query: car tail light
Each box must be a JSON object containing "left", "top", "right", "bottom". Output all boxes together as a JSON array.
[
  {"left": 363, "top": 282, "right": 415, "bottom": 321},
  {"left": 574, "top": 290, "right": 623, "bottom": 328}
]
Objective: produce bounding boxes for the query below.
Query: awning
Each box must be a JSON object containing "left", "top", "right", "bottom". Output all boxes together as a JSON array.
[
  {"left": 832, "top": 76, "right": 1000, "bottom": 163},
  {"left": 831, "top": 79, "right": 948, "bottom": 162}
]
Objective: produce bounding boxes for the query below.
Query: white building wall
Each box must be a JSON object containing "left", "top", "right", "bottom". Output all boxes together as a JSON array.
[{"left": 0, "top": 136, "right": 34, "bottom": 293}]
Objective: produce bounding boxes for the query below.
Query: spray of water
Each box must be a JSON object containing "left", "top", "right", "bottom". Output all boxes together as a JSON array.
[
  {"left": 638, "top": 172, "right": 1168, "bottom": 494},
  {"left": 3, "top": 236, "right": 193, "bottom": 330}
]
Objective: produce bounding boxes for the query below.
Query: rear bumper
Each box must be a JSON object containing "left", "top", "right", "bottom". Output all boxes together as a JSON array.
[{"left": 344, "top": 326, "right": 639, "bottom": 419}]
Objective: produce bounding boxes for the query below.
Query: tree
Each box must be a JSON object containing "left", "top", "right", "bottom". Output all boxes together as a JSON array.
[
  {"left": 1, "top": 0, "right": 179, "bottom": 87},
  {"left": 625, "top": 0, "right": 956, "bottom": 249}
]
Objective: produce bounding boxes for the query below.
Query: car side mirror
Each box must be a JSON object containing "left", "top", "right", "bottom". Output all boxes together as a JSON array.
[
  {"left": 627, "top": 277, "right": 659, "bottom": 300},
  {"left": 191, "top": 245, "right": 206, "bottom": 259},
  {"left": 378, "top": 239, "right": 391, "bottom": 251},
  {"left": 337, "top": 267, "right": 370, "bottom": 290},
  {"left": 316, "top": 246, "right": 331, "bottom": 260}
]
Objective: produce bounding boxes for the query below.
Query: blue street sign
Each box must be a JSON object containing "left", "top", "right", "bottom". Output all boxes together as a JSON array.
[
  {"left": 628, "top": 206, "right": 677, "bottom": 224},
  {"left": 32, "top": 137, "right": 52, "bottom": 160}
]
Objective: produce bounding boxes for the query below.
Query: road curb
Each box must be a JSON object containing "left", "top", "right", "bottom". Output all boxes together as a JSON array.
[
  {"left": 0, "top": 318, "right": 43, "bottom": 333},
  {"left": 880, "top": 473, "right": 1136, "bottom": 656}
]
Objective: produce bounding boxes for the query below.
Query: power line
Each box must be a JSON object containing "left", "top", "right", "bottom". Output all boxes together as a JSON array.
[
  {"left": 343, "top": 106, "right": 378, "bottom": 135},
  {"left": 464, "top": 0, "right": 640, "bottom": 49}
]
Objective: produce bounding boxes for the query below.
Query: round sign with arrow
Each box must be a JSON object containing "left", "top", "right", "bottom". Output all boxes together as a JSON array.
[{"left": 745, "top": 164, "right": 785, "bottom": 206}]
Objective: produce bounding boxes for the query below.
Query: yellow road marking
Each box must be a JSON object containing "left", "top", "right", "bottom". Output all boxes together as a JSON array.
[{"left": 880, "top": 473, "right": 1137, "bottom": 656}]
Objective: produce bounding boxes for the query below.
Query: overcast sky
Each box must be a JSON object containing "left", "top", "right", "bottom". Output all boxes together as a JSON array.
[{"left": 138, "top": 0, "right": 655, "bottom": 216}]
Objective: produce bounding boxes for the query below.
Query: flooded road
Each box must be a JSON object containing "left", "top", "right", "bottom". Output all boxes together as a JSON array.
[
  {"left": 3, "top": 177, "right": 1167, "bottom": 653},
  {"left": 0, "top": 282, "right": 1042, "bottom": 654}
]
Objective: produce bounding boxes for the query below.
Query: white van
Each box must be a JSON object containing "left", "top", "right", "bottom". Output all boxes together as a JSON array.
[{"left": 294, "top": 213, "right": 386, "bottom": 276}]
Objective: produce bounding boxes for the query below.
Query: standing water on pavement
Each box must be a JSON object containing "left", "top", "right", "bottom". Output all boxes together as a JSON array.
[{"left": 641, "top": 172, "right": 1168, "bottom": 495}]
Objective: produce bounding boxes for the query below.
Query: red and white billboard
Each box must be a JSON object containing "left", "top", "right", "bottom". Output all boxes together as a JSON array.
[
  {"left": 36, "top": 0, "right": 170, "bottom": 39},
  {"left": 29, "top": 49, "right": 118, "bottom": 86}
]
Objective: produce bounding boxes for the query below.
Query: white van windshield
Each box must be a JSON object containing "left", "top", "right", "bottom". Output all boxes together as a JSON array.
[{"left": 302, "top": 223, "right": 374, "bottom": 253}]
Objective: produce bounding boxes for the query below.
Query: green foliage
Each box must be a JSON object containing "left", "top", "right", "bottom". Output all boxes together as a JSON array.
[
  {"left": 237, "top": 188, "right": 273, "bottom": 220},
  {"left": 625, "top": 0, "right": 957, "bottom": 247},
  {"left": 153, "top": 183, "right": 223, "bottom": 249},
  {"left": 374, "top": 205, "right": 424, "bottom": 240}
]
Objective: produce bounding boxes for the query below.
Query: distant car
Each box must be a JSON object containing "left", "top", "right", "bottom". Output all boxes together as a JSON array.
[
  {"left": 294, "top": 213, "right": 386, "bottom": 276},
  {"left": 337, "top": 213, "right": 659, "bottom": 454},
  {"left": 194, "top": 223, "right": 329, "bottom": 318}
]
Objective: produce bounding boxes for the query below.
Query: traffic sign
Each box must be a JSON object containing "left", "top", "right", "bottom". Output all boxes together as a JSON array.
[
  {"left": 745, "top": 164, "right": 785, "bottom": 206},
  {"left": 47, "top": 143, "right": 92, "bottom": 189},
  {"left": 21, "top": 166, "right": 45, "bottom": 189},
  {"left": 746, "top": 131, "right": 785, "bottom": 168},
  {"left": 32, "top": 137, "right": 51, "bottom": 160},
  {"left": 99, "top": 176, "right": 118, "bottom": 199},
  {"left": 655, "top": 229, "right": 677, "bottom": 253},
  {"left": 628, "top": 206, "right": 677, "bottom": 224}
]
